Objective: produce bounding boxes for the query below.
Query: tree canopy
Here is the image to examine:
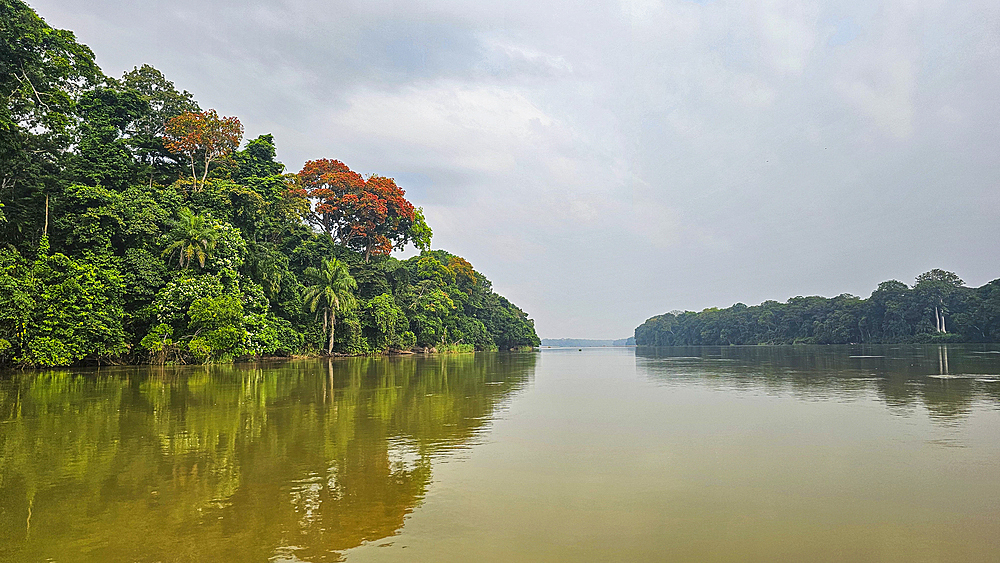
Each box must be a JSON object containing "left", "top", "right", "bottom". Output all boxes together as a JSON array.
[{"left": 297, "top": 159, "right": 431, "bottom": 261}]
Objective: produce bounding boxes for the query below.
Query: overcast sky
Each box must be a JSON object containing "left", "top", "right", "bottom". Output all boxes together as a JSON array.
[{"left": 30, "top": 0, "right": 1000, "bottom": 338}]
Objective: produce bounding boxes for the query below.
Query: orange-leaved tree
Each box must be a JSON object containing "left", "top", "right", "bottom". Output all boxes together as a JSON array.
[
  {"left": 297, "top": 158, "right": 365, "bottom": 241},
  {"left": 163, "top": 109, "right": 243, "bottom": 190},
  {"left": 298, "top": 159, "right": 431, "bottom": 261}
]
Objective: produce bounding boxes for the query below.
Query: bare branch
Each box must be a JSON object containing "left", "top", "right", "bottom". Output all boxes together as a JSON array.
[{"left": 13, "top": 68, "right": 51, "bottom": 114}]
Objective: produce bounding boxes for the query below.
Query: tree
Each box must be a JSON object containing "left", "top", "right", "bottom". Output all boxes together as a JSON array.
[
  {"left": 21, "top": 241, "right": 127, "bottom": 366},
  {"left": 347, "top": 175, "right": 418, "bottom": 261},
  {"left": 231, "top": 133, "right": 284, "bottom": 181},
  {"left": 186, "top": 294, "right": 245, "bottom": 363},
  {"left": 303, "top": 258, "right": 357, "bottom": 355},
  {"left": 0, "top": 0, "right": 100, "bottom": 140},
  {"left": 915, "top": 269, "right": 964, "bottom": 334},
  {"left": 363, "top": 293, "right": 408, "bottom": 351},
  {"left": 411, "top": 207, "right": 433, "bottom": 252},
  {"left": 119, "top": 64, "right": 199, "bottom": 138},
  {"left": 297, "top": 158, "right": 365, "bottom": 242},
  {"left": 297, "top": 160, "right": 430, "bottom": 261},
  {"left": 0, "top": 2, "right": 548, "bottom": 365},
  {"left": 163, "top": 109, "right": 242, "bottom": 190},
  {"left": 118, "top": 64, "right": 200, "bottom": 181},
  {"left": 73, "top": 86, "right": 148, "bottom": 189},
  {"left": 161, "top": 207, "right": 219, "bottom": 269},
  {"left": 1, "top": 0, "right": 102, "bottom": 249},
  {"left": 915, "top": 269, "right": 964, "bottom": 288}
]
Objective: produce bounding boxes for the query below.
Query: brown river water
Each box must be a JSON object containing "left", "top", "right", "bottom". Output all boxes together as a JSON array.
[{"left": 1, "top": 345, "right": 998, "bottom": 562}]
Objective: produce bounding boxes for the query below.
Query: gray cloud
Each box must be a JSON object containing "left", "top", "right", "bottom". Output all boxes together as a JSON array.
[{"left": 31, "top": 0, "right": 1000, "bottom": 338}]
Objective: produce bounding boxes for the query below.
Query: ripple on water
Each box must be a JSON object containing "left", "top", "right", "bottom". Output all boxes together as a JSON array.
[{"left": 929, "top": 373, "right": 1000, "bottom": 380}]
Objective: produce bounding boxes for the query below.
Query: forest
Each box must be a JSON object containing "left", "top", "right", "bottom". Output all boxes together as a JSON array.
[
  {"left": 635, "top": 269, "right": 1000, "bottom": 346},
  {"left": 0, "top": 0, "right": 539, "bottom": 367}
]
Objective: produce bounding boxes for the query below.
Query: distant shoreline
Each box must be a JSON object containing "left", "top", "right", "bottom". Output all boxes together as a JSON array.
[{"left": 541, "top": 338, "right": 636, "bottom": 347}]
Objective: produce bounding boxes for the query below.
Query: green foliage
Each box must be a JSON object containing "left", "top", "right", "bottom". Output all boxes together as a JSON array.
[
  {"left": 138, "top": 323, "right": 181, "bottom": 364},
  {"left": 410, "top": 207, "right": 433, "bottom": 252},
  {"left": 23, "top": 336, "right": 71, "bottom": 366},
  {"left": 186, "top": 294, "right": 245, "bottom": 363},
  {"left": 915, "top": 269, "right": 964, "bottom": 288},
  {"left": 304, "top": 258, "right": 358, "bottom": 355},
  {"left": 334, "top": 308, "right": 370, "bottom": 356},
  {"left": 152, "top": 273, "right": 225, "bottom": 330},
  {"left": 73, "top": 87, "right": 148, "bottom": 189},
  {"left": 399, "top": 331, "right": 416, "bottom": 350},
  {"left": 162, "top": 206, "right": 219, "bottom": 269},
  {"left": 363, "top": 293, "right": 408, "bottom": 351},
  {"left": 120, "top": 64, "right": 200, "bottom": 137},
  {"left": 382, "top": 251, "right": 539, "bottom": 350},
  {"left": 231, "top": 134, "right": 284, "bottom": 181},
  {"left": 207, "top": 222, "right": 247, "bottom": 271},
  {"left": 1, "top": 0, "right": 101, "bottom": 249},
  {"left": 243, "top": 313, "right": 302, "bottom": 356},
  {"left": 188, "top": 294, "right": 243, "bottom": 332},
  {"left": 0, "top": 248, "right": 34, "bottom": 353},
  {"left": 10, "top": 247, "right": 128, "bottom": 366},
  {"left": 636, "top": 270, "right": 1000, "bottom": 346}
]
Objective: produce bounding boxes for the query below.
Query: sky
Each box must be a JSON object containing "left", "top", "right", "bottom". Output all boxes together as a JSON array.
[{"left": 29, "top": 0, "right": 1000, "bottom": 339}]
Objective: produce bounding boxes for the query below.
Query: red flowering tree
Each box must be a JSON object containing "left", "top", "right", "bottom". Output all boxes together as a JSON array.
[
  {"left": 298, "top": 160, "right": 431, "bottom": 261},
  {"left": 297, "top": 158, "right": 365, "bottom": 240},
  {"left": 163, "top": 109, "right": 243, "bottom": 190}
]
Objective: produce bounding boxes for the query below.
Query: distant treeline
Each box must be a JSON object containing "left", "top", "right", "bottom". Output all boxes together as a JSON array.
[
  {"left": 635, "top": 270, "right": 1000, "bottom": 346},
  {"left": 541, "top": 338, "right": 635, "bottom": 347}
]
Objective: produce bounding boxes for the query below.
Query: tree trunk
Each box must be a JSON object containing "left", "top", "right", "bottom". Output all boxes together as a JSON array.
[
  {"left": 321, "top": 307, "right": 328, "bottom": 343},
  {"left": 327, "top": 308, "right": 336, "bottom": 355},
  {"left": 189, "top": 153, "right": 198, "bottom": 190},
  {"left": 201, "top": 157, "right": 212, "bottom": 191}
]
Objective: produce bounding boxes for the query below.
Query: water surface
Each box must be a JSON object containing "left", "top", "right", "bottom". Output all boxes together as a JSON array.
[{"left": 1, "top": 346, "right": 999, "bottom": 561}]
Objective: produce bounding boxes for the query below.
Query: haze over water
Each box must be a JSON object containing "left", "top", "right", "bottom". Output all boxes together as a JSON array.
[{"left": 2, "top": 346, "right": 999, "bottom": 562}]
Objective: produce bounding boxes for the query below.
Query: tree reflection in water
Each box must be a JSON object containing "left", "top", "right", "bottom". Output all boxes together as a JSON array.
[
  {"left": 636, "top": 344, "right": 1000, "bottom": 423},
  {"left": 0, "top": 353, "right": 535, "bottom": 562}
]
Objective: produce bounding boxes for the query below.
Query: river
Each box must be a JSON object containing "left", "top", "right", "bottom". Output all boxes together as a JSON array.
[{"left": 1, "top": 346, "right": 998, "bottom": 562}]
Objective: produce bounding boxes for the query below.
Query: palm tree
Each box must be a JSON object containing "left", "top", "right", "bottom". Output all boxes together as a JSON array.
[
  {"left": 162, "top": 207, "right": 219, "bottom": 269},
  {"left": 303, "top": 258, "right": 357, "bottom": 355}
]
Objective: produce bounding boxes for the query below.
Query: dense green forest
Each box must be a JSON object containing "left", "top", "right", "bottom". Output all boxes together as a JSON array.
[
  {"left": 0, "top": 0, "right": 539, "bottom": 367},
  {"left": 635, "top": 269, "right": 1000, "bottom": 346}
]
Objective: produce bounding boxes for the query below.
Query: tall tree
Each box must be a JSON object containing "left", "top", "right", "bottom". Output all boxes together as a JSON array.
[
  {"left": 118, "top": 64, "right": 200, "bottom": 181},
  {"left": 163, "top": 109, "right": 242, "bottom": 190},
  {"left": 347, "top": 175, "right": 417, "bottom": 261},
  {"left": 72, "top": 87, "right": 148, "bottom": 190},
  {"left": 915, "top": 269, "right": 964, "bottom": 334},
  {"left": 1, "top": 0, "right": 101, "bottom": 247},
  {"left": 119, "top": 64, "right": 199, "bottom": 139},
  {"left": 297, "top": 160, "right": 430, "bottom": 261},
  {"left": 297, "top": 158, "right": 365, "bottom": 242},
  {"left": 303, "top": 258, "right": 357, "bottom": 355}
]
